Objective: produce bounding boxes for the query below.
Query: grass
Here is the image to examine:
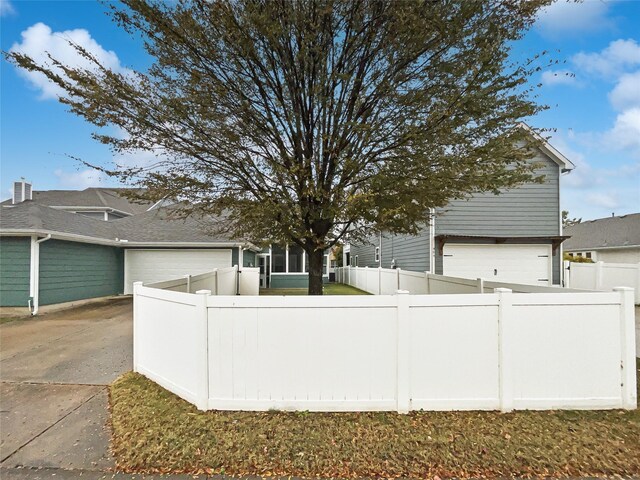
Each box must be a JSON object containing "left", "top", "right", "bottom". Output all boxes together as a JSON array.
[
  {"left": 109, "top": 359, "right": 640, "bottom": 478},
  {"left": 260, "top": 283, "right": 369, "bottom": 295}
]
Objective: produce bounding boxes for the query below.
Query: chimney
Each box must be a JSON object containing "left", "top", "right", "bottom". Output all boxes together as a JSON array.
[{"left": 12, "top": 178, "right": 32, "bottom": 204}]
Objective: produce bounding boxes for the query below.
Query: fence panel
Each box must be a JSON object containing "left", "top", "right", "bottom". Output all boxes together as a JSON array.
[
  {"left": 364, "top": 268, "right": 380, "bottom": 294},
  {"left": 207, "top": 296, "right": 398, "bottom": 411},
  {"left": 509, "top": 292, "right": 625, "bottom": 409},
  {"left": 409, "top": 296, "right": 500, "bottom": 410},
  {"left": 380, "top": 269, "right": 398, "bottom": 295},
  {"left": 190, "top": 271, "right": 217, "bottom": 293},
  {"left": 239, "top": 267, "right": 259, "bottom": 295},
  {"left": 398, "top": 270, "right": 428, "bottom": 294},
  {"left": 427, "top": 275, "right": 479, "bottom": 294},
  {"left": 567, "top": 262, "right": 598, "bottom": 290},
  {"left": 217, "top": 266, "right": 238, "bottom": 295},
  {"left": 133, "top": 284, "right": 207, "bottom": 408}
]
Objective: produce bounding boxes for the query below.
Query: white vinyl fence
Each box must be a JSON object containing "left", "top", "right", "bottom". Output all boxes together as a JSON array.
[
  {"left": 336, "top": 266, "right": 589, "bottom": 295},
  {"left": 133, "top": 283, "right": 637, "bottom": 413},
  {"left": 565, "top": 261, "right": 640, "bottom": 304},
  {"left": 146, "top": 266, "right": 259, "bottom": 296}
]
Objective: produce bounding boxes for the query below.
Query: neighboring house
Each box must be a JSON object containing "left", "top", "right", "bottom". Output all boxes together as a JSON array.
[
  {"left": 564, "top": 213, "right": 640, "bottom": 264},
  {"left": 347, "top": 129, "right": 575, "bottom": 286},
  {"left": 0, "top": 181, "right": 331, "bottom": 310}
]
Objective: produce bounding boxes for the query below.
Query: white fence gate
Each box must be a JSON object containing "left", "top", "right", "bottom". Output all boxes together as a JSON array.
[
  {"left": 565, "top": 261, "right": 640, "bottom": 303},
  {"left": 133, "top": 284, "right": 637, "bottom": 413}
]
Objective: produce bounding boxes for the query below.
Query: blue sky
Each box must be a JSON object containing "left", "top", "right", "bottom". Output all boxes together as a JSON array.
[{"left": 1, "top": 0, "right": 639, "bottom": 221}]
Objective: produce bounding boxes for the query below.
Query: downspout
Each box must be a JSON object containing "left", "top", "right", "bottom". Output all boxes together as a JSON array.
[
  {"left": 29, "top": 234, "right": 51, "bottom": 316},
  {"left": 429, "top": 208, "right": 436, "bottom": 274}
]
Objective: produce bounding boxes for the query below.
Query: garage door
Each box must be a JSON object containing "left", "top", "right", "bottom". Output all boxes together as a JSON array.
[
  {"left": 442, "top": 244, "right": 552, "bottom": 285},
  {"left": 124, "top": 249, "right": 232, "bottom": 294}
]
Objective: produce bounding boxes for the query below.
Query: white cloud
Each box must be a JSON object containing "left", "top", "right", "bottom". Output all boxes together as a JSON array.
[
  {"left": 9, "top": 22, "right": 129, "bottom": 100},
  {"left": 536, "top": 1, "right": 613, "bottom": 38},
  {"left": 572, "top": 39, "right": 640, "bottom": 78},
  {"left": 608, "top": 71, "right": 640, "bottom": 112},
  {"left": 606, "top": 107, "right": 640, "bottom": 154},
  {"left": 541, "top": 69, "right": 577, "bottom": 86},
  {"left": 54, "top": 168, "right": 108, "bottom": 189},
  {"left": 0, "top": 0, "right": 15, "bottom": 17}
]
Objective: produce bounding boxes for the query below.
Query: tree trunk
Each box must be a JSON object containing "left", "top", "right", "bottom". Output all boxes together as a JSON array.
[{"left": 307, "top": 248, "right": 324, "bottom": 295}]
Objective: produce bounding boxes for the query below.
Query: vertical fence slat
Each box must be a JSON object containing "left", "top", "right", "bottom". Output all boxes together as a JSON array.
[
  {"left": 396, "top": 290, "right": 410, "bottom": 413},
  {"left": 496, "top": 288, "right": 514, "bottom": 413},
  {"left": 195, "top": 289, "right": 211, "bottom": 410}
]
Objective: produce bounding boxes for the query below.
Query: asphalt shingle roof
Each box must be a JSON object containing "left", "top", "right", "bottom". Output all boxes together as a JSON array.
[
  {"left": 563, "top": 213, "right": 640, "bottom": 250},
  {"left": 0, "top": 201, "right": 239, "bottom": 244},
  {"left": 1, "top": 188, "right": 152, "bottom": 214},
  {"left": 0, "top": 202, "right": 117, "bottom": 240},
  {"left": 112, "top": 208, "right": 237, "bottom": 243}
]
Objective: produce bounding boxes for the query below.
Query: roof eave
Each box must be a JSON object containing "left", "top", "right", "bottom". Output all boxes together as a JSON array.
[{"left": 517, "top": 122, "right": 576, "bottom": 172}]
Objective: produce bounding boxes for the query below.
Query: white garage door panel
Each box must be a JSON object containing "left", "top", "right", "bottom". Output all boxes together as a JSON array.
[
  {"left": 125, "top": 249, "right": 232, "bottom": 294},
  {"left": 443, "top": 244, "right": 551, "bottom": 285}
]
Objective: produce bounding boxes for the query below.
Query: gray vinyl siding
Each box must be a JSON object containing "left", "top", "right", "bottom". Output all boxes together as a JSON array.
[
  {"left": 434, "top": 151, "right": 560, "bottom": 237},
  {"left": 349, "top": 234, "right": 379, "bottom": 268},
  {"left": 349, "top": 230, "right": 431, "bottom": 272},
  {"left": 381, "top": 230, "right": 430, "bottom": 272},
  {"left": 39, "top": 239, "right": 124, "bottom": 305},
  {"left": 0, "top": 237, "right": 31, "bottom": 307}
]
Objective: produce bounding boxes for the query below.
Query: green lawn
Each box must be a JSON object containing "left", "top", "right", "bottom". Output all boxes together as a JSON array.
[
  {"left": 260, "top": 283, "right": 368, "bottom": 295},
  {"left": 109, "top": 359, "right": 640, "bottom": 478}
]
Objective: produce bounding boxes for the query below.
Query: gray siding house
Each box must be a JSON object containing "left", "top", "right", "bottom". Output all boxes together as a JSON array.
[{"left": 347, "top": 131, "right": 574, "bottom": 286}]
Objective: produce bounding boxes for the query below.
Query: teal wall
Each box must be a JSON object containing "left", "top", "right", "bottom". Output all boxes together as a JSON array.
[
  {"left": 0, "top": 237, "right": 31, "bottom": 307},
  {"left": 39, "top": 240, "right": 124, "bottom": 305},
  {"left": 270, "top": 273, "right": 329, "bottom": 288}
]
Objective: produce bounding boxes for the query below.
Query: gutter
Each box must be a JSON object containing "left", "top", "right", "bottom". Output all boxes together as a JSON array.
[{"left": 29, "top": 234, "right": 51, "bottom": 316}]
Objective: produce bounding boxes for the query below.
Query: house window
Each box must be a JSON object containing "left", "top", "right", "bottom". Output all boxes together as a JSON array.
[
  {"left": 586, "top": 252, "right": 592, "bottom": 259},
  {"left": 576, "top": 252, "right": 583, "bottom": 257},
  {"left": 288, "top": 245, "right": 303, "bottom": 273},
  {"left": 354, "top": 255, "right": 358, "bottom": 266},
  {"left": 375, "top": 246, "right": 380, "bottom": 263},
  {"left": 272, "top": 245, "right": 286, "bottom": 272}
]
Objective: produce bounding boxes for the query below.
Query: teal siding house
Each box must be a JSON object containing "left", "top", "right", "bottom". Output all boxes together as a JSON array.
[{"left": 0, "top": 185, "right": 260, "bottom": 313}]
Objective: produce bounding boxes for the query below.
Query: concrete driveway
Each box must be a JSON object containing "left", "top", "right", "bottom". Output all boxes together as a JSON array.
[{"left": 0, "top": 297, "right": 132, "bottom": 476}]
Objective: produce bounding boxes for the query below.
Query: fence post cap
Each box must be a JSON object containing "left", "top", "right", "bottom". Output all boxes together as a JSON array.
[
  {"left": 613, "top": 286, "right": 634, "bottom": 292},
  {"left": 495, "top": 287, "right": 512, "bottom": 293},
  {"left": 396, "top": 289, "right": 410, "bottom": 295},
  {"left": 133, "top": 281, "right": 143, "bottom": 285},
  {"left": 195, "top": 289, "right": 211, "bottom": 295}
]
